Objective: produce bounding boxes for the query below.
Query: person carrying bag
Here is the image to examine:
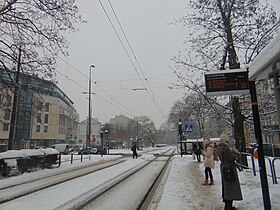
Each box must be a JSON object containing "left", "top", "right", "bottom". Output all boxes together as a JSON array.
[{"left": 217, "top": 133, "right": 243, "bottom": 210}]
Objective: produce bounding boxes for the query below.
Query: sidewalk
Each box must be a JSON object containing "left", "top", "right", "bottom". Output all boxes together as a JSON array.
[{"left": 150, "top": 155, "right": 226, "bottom": 210}]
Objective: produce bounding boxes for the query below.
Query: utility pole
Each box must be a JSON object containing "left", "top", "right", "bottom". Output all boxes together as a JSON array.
[
  {"left": 8, "top": 47, "right": 21, "bottom": 150},
  {"left": 249, "top": 80, "right": 271, "bottom": 210},
  {"left": 87, "top": 65, "right": 95, "bottom": 149}
]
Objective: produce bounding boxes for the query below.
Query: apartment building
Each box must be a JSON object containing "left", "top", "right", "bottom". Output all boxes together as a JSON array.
[
  {"left": 0, "top": 68, "right": 79, "bottom": 149},
  {"left": 78, "top": 118, "right": 102, "bottom": 145},
  {"left": 241, "top": 78, "right": 279, "bottom": 145}
]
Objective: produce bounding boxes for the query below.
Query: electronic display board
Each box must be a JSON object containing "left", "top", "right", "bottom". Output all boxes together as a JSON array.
[{"left": 205, "top": 69, "right": 249, "bottom": 96}]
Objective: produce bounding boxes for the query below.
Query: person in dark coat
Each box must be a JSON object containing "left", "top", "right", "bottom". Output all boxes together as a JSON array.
[
  {"left": 217, "top": 133, "right": 243, "bottom": 210},
  {"left": 192, "top": 140, "right": 202, "bottom": 162},
  {"left": 131, "top": 143, "right": 138, "bottom": 159}
]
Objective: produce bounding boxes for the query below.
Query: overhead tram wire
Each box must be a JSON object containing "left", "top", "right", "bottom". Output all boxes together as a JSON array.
[
  {"left": 54, "top": 68, "right": 136, "bottom": 116},
  {"left": 103, "top": 0, "right": 166, "bottom": 118},
  {"left": 107, "top": 0, "right": 165, "bottom": 118},
  {"left": 98, "top": 0, "right": 147, "bottom": 90},
  {"left": 94, "top": 81, "right": 135, "bottom": 116},
  {"left": 1, "top": 30, "right": 137, "bottom": 118},
  {"left": 94, "top": 93, "right": 135, "bottom": 117},
  {"left": 98, "top": 0, "right": 155, "bottom": 104}
]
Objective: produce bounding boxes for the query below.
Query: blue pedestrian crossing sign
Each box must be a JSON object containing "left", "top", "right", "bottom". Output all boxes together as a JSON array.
[{"left": 185, "top": 124, "right": 193, "bottom": 132}]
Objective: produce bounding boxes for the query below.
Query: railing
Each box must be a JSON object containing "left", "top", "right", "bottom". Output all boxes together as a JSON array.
[
  {"left": 58, "top": 152, "right": 92, "bottom": 166},
  {"left": 272, "top": 157, "right": 280, "bottom": 184},
  {"left": 238, "top": 152, "right": 280, "bottom": 184}
]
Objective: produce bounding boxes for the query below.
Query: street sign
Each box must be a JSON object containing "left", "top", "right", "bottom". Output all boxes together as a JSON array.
[
  {"left": 185, "top": 124, "right": 193, "bottom": 132},
  {"left": 205, "top": 69, "right": 249, "bottom": 96}
]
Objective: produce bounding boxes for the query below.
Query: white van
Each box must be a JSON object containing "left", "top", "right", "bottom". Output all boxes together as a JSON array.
[{"left": 51, "top": 144, "right": 70, "bottom": 154}]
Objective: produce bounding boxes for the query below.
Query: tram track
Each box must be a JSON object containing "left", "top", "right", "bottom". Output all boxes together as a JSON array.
[
  {"left": 0, "top": 147, "right": 176, "bottom": 210},
  {"left": 0, "top": 157, "right": 127, "bottom": 204},
  {"left": 75, "top": 147, "right": 175, "bottom": 210}
]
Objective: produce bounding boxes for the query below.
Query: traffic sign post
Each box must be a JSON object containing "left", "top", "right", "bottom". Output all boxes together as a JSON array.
[
  {"left": 185, "top": 124, "right": 193, "bottom": 132},
  {"left": 178, "top": 120, "right": 183, "bottom": 157}
]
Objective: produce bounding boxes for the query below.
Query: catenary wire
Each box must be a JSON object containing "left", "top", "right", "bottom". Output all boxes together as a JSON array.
[{"left": 104, "top": 0, "right": 166, "bottom": 118}]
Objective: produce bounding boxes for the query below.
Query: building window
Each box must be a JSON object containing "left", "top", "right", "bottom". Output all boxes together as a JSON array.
[
  {"left": 36, "top": 113, "right": 41, "bottom": 123},
  {"left": 3, "top": 123, "right": 9, "bottom": 131},
  {"left": 36, "top": 125, "right": 40, "bottom": 132},
  {"left": 44, "top": 126, "right": 48, "bottom": 133},
  {"left": 44, "top": 114, "right": 48, "bottom": 124},
  {"left": 45, "top": 102, "right": 49, "bottom": 112},
  {"left": 6, "top": 95, "right": 12, "bottom": 106},
  {"left": 4, "top": 109, "right": 10, "bottom": 120},
  {"left": 37, "top": 101, "right": 43, "bottom": 110}
]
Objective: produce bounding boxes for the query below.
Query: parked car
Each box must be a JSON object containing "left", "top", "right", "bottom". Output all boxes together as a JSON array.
[
  {"left": 246, "top": 143, "right": 280, "bottom": 157},
  {"left": 91, "top": 145, "right": 106, "bottom": 155},
  {"left": 71, "top": 144, "right": 83, "bottom": 154},
  {"left": 51, "top": 144, "right": 70, "bottom": 155},
  {"left": 78, "top": 147, "right": 91, "bottom": 155},
  {"left": 246, "top": 143, "right": 257, "bottom": 154}
]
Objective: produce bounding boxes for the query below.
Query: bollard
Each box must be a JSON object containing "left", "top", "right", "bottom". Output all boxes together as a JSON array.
[
  {"left": 58, "top": 154, "right": 61, "bottom": 167},
  {"left": 81, "top": 153, "right": 83, "bottom": 162},
  {"left": 71, "top": 153, "right": 73, "bottom": 164}
]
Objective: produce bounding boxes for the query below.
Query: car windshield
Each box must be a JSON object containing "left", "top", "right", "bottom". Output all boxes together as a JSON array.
[{"left": 72, "top": 145, "right": 82, "bottom": 152}]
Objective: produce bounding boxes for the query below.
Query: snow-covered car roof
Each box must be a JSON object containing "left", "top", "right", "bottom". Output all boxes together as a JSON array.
[
  {"left": 37, "top": 148, "right": 59, "bottom": 155},
  {"left": 0, "top": 148, "right": 58, "bottom": 159}
]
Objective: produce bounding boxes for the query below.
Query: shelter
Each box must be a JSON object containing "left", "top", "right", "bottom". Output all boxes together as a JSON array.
[{"left": 249, "top": 32, "right": 280, "bottom": 81}]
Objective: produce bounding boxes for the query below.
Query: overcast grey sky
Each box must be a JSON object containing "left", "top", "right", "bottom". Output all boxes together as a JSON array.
[
  {"left": 56, "top": 0, "right": 187, "bottom": 128},
  {"left": 56, "top": 0, "right": 280, "bottom": 129}
]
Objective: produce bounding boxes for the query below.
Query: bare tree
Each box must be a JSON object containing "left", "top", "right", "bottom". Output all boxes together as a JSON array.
[
  {"left": 168, "top": 91, "right": 227, "bottom": 139},
  {"left": 0, "top": 0, "right": 83, "bottom": 80},
  {"left": 172, "top": 0, "right": 279, "bottom": 153}
]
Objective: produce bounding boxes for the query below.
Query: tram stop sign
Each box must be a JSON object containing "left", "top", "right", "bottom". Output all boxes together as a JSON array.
[{"left": 205, "top": 69, "right": 249, "bottom": 96}]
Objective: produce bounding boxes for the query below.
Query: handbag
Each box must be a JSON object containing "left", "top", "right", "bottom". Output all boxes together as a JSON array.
[
  {"left": 213, "top": 149, "right": 219, "bottom": 161},
  {"left": 223, "top": 164, "right": 235, "bottom": 182}
]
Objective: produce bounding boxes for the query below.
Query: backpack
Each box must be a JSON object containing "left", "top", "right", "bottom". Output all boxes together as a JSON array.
[{"left": 213, "top": 149, "right": 219, "bottom": 161}]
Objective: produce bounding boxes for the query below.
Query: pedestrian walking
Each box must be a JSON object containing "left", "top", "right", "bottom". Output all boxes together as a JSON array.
[
  {"left": 202, "top": 139, "right": 215, "bottom": 185},
  {"left": 217, "top": 133, "right": 243, "bottom": 210},
  {"left": 193, "top": 140, "right": 202, "bottom": 162},
  {"left": 131, "top": 142, "right": 138, "bottom": 159}
]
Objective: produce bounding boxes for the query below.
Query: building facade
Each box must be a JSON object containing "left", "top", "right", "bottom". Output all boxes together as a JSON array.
[
  {"left": 0, "top": 69, "right": 79, "bottom": 149},
  {"left": 241, "top": 77, "right": 279, "bottom": 146},
  {"left": 78, "top": 118, "right": 102, "bottom": 146}
]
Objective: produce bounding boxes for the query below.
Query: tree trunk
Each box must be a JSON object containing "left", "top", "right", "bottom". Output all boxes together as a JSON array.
[{"left": 218, "top": 1, "right": 247, "bottom": 166}]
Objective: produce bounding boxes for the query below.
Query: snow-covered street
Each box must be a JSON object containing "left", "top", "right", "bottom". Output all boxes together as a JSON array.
[{"left": 0, "top": 146, "right": 280, "bottom": 210}]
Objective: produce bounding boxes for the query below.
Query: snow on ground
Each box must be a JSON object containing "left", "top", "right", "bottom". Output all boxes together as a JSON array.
[
  {"left": 0, "top": 147, "right": 280, "bottom": 210},
  {"left": 156, "top": 154, "right": 280, "bottom": 210}
]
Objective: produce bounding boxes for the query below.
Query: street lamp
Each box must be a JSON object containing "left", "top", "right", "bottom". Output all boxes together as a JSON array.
[
  {"left": 178, "top": 119, "right": 183, "bottom": 157},
  {"left": 87, "top": 64, "right": 95, "bottom": 148},
  {"left": 100, "top": 130, "right": 104, "bottom": 157},
  {"left": 105, "top": 130, "right": 109, "bottom": 155}
]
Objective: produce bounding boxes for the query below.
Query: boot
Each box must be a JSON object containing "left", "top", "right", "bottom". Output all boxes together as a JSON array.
[
  {"left": 209, "top": 180, "right": 214, "bottom": 185},
  {"left": 202, "top": 180, "right": 208, "bottom": 185}
]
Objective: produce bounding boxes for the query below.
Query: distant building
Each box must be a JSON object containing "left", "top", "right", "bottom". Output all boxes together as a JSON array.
[
  {"left": 109, "top": 115, "right": 136, "bottom": 144},
  {"left": 109, "top": 115, "right": 132, "bottom": 128},
  {"left": 0, "top": 68, "right": 79, "bottom": 149},
  {"left": 78, "top": 118, "right": 102, "bottom": 146}
]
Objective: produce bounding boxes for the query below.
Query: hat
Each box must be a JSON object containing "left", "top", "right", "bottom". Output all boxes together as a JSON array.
[
  {"left": 203, "top": 139, "right": 211, "bottom": 146},
  {"left": 219, "top": 133, "right": 229, "bottom": 145}
]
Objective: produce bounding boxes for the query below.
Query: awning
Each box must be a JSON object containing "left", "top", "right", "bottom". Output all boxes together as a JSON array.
[{"left": 249, "top": 32, "right": 280, "bottom": 81}]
